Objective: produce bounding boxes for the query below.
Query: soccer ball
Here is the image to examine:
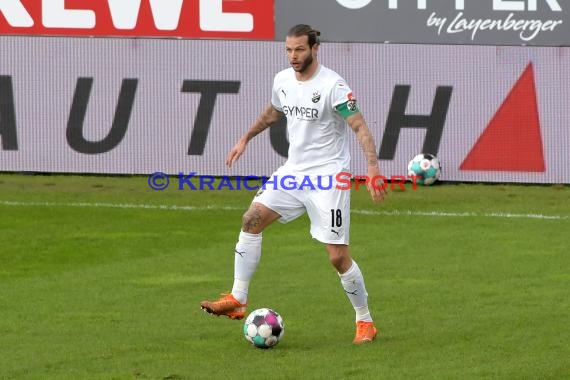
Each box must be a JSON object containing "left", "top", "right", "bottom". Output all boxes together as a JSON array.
[
  {"left": 407, "top": 153, "right": 442, "bottom": 185},
  {"left": 243, "top": 308, "right": 284, "bottom": 349}
]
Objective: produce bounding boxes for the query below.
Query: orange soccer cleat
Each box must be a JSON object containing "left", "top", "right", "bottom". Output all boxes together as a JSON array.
[
  {"left": 353, "top": 321, "right": 378, "bottom": 344},
  {"left": 200, "top": 293, "right": 247, "bottom": 320}
]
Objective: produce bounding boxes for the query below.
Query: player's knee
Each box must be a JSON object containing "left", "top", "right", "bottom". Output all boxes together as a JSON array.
[
  {"left": 241, "top": 207, "right": 263, "bottom": 234},
  {"left": 327, "top": 246, "right": 351, "bottom": 272},
  {"left": 329, "top": 253, "right": 344, "bottom": 270},
  {"left": 241, "top": 212, "right": 256, "bottom": 233}
]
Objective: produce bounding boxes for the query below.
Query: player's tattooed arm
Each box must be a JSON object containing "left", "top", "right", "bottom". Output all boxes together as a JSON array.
[
  {"left": 347, "top": 113, "right": 379, "bottom": 168},
  {"left": 347, "top": 113, "right": 387, "bottom": 203},
  {"left": 244, "top": 104, "right": 285, "bottom": 142},
  {"left": 226, "top": 104, "right": 284, "bottom": 167}
]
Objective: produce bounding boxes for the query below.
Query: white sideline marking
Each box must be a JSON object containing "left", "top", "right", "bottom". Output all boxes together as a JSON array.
[
  {"left": 354, "top": 209, "right": 568, "bottom": 220},
  {"left": 0, "top": 200, "right": 241, "bottom": 212},
  {"left": 0, "top": 200, "right": 568, "bottom": 220}
]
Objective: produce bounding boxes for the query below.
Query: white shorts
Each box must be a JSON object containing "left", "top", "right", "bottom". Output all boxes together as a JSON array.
[{"left": 253, "top": 167, "right": 350, "bottom": 245}]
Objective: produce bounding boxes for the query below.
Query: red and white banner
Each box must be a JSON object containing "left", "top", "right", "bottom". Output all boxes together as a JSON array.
[
  {"left": 0, "top": 37, "right": 569, "bottom": 183},
  {"left": 0, "top": 0, "right": 274, "bottom": 39}
]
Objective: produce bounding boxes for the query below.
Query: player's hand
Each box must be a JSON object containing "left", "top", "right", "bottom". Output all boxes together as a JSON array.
[
  {"left": 367, "top": 166, "right": 387, "bottom": 203},
  {"left": 226, "top": 139, "right": 247, "bottom": 167}
]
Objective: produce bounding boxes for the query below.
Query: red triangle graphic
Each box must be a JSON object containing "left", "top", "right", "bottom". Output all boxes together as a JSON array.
[{"left": 460, "top": 63, "right": 545, "bottom": 172}]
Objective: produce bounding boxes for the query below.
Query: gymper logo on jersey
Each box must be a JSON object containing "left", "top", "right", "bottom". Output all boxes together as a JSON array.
[
  {"left": 282, "top": 105, "right": 319, "bottom": 121},
  {"left": 335, "top": 0, "right": 563, "bottom": 42}
]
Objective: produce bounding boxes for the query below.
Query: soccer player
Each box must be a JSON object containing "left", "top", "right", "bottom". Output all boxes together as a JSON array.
[{"left": 200, "top": 24, "right": 386, "bottom": 344}]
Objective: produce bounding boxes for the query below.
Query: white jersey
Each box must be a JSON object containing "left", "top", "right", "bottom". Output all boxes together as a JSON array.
[{"left": 271, "top": 64, "right": 354, "bottom": 176}]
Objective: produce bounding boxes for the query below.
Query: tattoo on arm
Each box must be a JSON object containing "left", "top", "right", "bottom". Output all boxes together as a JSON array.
[
  {"left": 245, "top": 104, "right": 284, "bottom": 142},
  {"left": 350, "top": 116, "right": 379, "bottom": 167}
]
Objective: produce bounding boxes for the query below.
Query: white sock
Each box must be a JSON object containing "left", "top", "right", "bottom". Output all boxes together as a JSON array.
[
  {"left": 231, "top": 231, "right": 262, "bottom": 304},
  {"left": 339, "top": 260, "right": 373, "bottom": 322}
]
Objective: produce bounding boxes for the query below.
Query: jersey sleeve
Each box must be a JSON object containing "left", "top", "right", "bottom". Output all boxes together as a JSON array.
[
  {"left": 332, "top": 81, "right": 360, "bottom": 119},
  {"left": 271, "top": 75, "right": 283, "bottom": 112}
]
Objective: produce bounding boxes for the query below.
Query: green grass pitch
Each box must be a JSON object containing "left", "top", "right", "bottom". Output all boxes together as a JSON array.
[{"left": 0, "top": 173, "right": 568, "bottom": 379}]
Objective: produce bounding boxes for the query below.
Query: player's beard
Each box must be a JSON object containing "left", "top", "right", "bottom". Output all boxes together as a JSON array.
[{"left": 292, "top": 54, "right": 313, "bottom": 73}]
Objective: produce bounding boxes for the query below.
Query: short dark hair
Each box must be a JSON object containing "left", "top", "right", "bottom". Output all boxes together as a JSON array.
[{"left": 287, "top": 24, "right": 321, "bottom": 48}]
